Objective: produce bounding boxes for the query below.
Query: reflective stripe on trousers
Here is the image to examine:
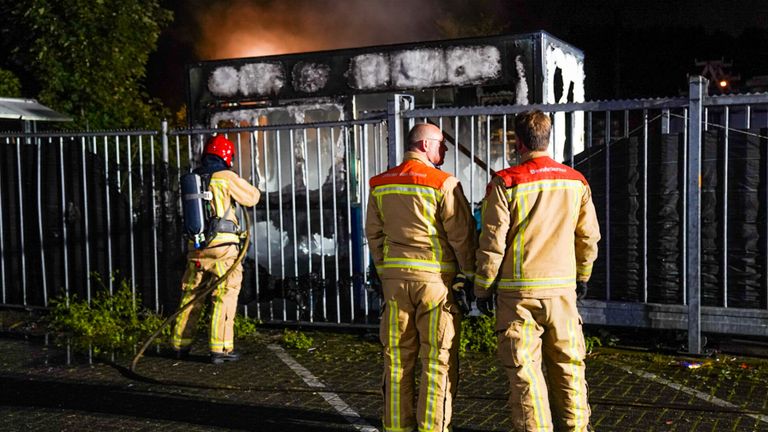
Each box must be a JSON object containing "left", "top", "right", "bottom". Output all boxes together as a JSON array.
[
  {"left": 496, "top": 292, "right": 590, "bottom": 432},
  {"left": 380, "top": 278, "right": 460, "bottom": 432}
]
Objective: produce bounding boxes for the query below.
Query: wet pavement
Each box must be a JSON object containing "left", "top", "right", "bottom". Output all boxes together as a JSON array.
[{"left": 1, "top": 329, "right": 768, "bottom": 432}]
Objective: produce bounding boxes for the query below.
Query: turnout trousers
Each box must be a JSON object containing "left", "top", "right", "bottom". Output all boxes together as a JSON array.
[
  {"left": 171, "top": 244, "right": 242, "bottom": 354},
  {"left": 380, "top": 276, "right": 461, "bottom": 432},
  {"left": 496, "top": 291, "right": 590, "bottom": 432}
]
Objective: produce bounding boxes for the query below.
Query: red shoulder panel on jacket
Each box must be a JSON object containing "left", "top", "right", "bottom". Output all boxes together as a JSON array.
[
  {"left": 370, "top": 160, "right": 451, "bottom": 189},
  {"left": 496, "top": 156, "right": 587, "bottom": 188}
]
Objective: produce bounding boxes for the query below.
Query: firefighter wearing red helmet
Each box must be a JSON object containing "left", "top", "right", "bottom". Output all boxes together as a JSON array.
[{"left": 171, "top": 134, "right": 261, "bottom": 364}]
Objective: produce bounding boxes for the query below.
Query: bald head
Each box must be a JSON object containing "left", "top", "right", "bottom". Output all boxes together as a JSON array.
[
  {"left": 406, "top": 123, "right": 446, "bottom": 166},
  {"left": 407, "top": 123, "right": 443, "bottom": 149}
]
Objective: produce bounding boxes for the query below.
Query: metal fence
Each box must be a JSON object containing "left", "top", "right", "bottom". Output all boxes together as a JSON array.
[
  {"left": 397, "top": 77, "right": 768, "bottom": 352},
  {"left": 2, "top": 76, "right": 768, "bottom": 352},
  {"left": 0, "top": 118, "right": 388, "bottom": 327}
]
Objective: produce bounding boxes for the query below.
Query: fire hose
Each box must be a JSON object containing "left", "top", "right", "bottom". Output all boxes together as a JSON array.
[{"left": 130, "top": 209, "right": 251, "bottom": 372}]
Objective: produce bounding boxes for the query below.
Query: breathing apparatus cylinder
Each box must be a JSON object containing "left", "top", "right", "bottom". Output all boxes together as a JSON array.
[{"left": 181, "top": 172, "right": 212, "bottom": 249}]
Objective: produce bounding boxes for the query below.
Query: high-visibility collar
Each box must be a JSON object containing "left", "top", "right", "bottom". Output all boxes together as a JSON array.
[{"left": 370, "top": 152, "right": 451, "bottom": 189}]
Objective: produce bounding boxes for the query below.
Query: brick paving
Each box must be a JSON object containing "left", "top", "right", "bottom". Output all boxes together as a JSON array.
[{"left": 0, "top": 331, "right": 767, "bottom": 431}]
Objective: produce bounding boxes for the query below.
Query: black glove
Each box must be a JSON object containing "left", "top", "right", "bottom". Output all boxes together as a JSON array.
[
  {"left": 451, "top": 273, "right": 473, "bottom": 315},
  {"left": 367, "top": 265, "right": 382, "bottom": 295},
  {"left": 576, "top": 281, "right": 588, "bottom": 300},
  {"left": 476, "top": 295, "right": 495, "bottom": 317}
]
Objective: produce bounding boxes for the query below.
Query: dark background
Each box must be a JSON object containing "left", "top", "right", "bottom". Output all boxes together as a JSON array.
[{"left": 146, "top": 0, "right": 768, "bottom": 111}]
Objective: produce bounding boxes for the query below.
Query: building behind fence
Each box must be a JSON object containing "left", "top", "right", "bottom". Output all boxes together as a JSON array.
[{"left": 1, "top": 76, "right": 768, "bottom": 353}]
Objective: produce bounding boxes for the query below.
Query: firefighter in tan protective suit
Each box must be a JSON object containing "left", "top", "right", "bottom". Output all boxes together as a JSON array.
[
  {"left": 171, "top": 135, "right": 260, "bottom": 365},
  {"left": 365, "top": 123, "right": 477, "bottom": 432},
  {"left": 475, "top": 111, "right": 600, "bottom": 432}
]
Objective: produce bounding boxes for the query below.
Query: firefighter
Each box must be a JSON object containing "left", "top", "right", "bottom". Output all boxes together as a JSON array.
[
  {"left": 474, "top": 111, "right": 600, "bottom": 431},
  {"left": 171, "top": 135, "right": 261, "bottom": 364},
  {"left": 365, "top": 123, "right": 477, "bottom": 432}
]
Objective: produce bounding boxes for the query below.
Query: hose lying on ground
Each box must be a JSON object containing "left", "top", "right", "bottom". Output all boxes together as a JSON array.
[{"left": 130, "top": 210, "right": 251, "bottom": 372}]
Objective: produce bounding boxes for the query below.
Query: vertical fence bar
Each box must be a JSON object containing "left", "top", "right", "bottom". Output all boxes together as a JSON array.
[
  {"left": 746, "top": 105, "right": 751, "bottom": 129},
  {"left": 331, "top": 127, "right": 341, "bottom": 323},
  {"left": 276, "top": 131, "right": 286, "bottom": 321},
  {"left": 360, "top": 124, "right": 370, "bottom": 321},
  {"left": 248, "top": 130, "right": 259, "bottom": 320},
  {"left": 302, "top": 128, "right": 313, "bottom": 322},
  {"left": 485, "top": 116, "right": 491, "bottom": 183},
  {"left": 127, "top": 136, "right": 136, "bottom": 304},
  {"left": 15, "top": 137, "right": 28, "bottom": 304},
  {"left": 662, "top": 109, "right": 670, "bottom": 134},
  {"left": 289, "top": 130, "right": 299, "bottom": 320},
  {"left": 344, "top": 126, "right": 355, "bottom": 322},
  {"left": 642, "top": 110, "right": 649, "bottom": 303},
  {"left": 503, "top": 115, "right": 508, "bottom": 167},
  {"left": 604, "top": 111, "right": 611, "bottom": 300},
  {"left": 316, "top": 127, "right": 327, "bottom": 320},
  {"left": 686, "top": 76, "right": 707, "bottom": 354},
  {"left": 470, "top": 116, "right": 476, "bottom": 205},
  {"left": 722, "top": 107, "right": 729, "bottom": 307},
  {"left": 264, "top": 130, "right": 273, "bottom": 321},
  {"left": 453, "top": 116, "right": 459, "bottom": 175},
  {"left": 682, "top": 107, "right": 689, "bottom": 307},
  {"left": 59, "top": 137, "right": 70, "bottom": 305},
  {"left": 37, "top": 137, "right": 48, "bottom": 305},
  {"left": 103, "top": 136, "right": 113, "bottom": 294},
  {"left": 80, "top": 136, "right": 92, "bottom": 302},
  {"left": 150, "top": 135, "right": 159, "bottom": 312},
  {"left": 569, "top": 112, "right": 576, "bottom": 168},
  {"left": 0, "top": 138, "right": 5, "bottom": 303}
]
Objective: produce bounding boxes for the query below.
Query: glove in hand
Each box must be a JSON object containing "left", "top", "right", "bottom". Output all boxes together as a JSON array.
[
  {"left": 367, "top": 266, "right": 382, "bottom": 295},
  {"left": 476, "top": 296, "right": 495, "bottom": 317},
  {"left": 451, "top": 273, "right": 473, "bottom": 315},
  {"left": 576, "top": 281, "right": 588, "bottom": 300}
]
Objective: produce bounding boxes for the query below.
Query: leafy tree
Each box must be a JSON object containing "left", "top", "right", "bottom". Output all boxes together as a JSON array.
[
  {"left": 0, "top": 0, "right": 173, "bottom": 129},
  {"left": 0, "top": 69, "right": 22, "bottom": 98}
]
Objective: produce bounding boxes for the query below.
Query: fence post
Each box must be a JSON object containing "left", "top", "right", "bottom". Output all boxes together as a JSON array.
[
  {"left": 386, "top": 94, "right": 414, "bottom": 168},
  {"left": 161, "top": 119, "right": 169, "bottom": 163},
  {"left": 686, "top": 75, "right": 707, "bottom": 354}
]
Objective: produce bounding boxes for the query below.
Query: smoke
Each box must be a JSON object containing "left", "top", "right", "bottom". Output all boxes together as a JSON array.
[{"left": 194, "top": 0, "right": 442, "bottom": 60}]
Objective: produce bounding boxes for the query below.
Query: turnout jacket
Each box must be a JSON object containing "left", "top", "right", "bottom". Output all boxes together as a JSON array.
[
  {"left": 475, "top": 151, "right": 600, "bottom": 298},
  {"left": 365, "top": 151, "right": 477, "bottom": 282},
  {"left": 189, "top": 169, "right": 260, "bottom": 250}
]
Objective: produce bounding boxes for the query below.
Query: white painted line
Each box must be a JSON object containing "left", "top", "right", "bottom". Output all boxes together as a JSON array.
[
  {"left": 268, "top": 344, "right": 380, "bottom": 432},
  {"left": 615, "top": 363, "right": 768, "bottom": 424}
]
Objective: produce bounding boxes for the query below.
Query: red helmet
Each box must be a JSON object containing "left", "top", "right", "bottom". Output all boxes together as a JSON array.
[{"left": 203, "top": 135, "right": 235, "bottom": 167}]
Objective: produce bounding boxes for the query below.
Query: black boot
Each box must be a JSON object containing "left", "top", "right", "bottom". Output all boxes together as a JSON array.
[
  {"left": 172, "top": 347, "right": 190, "bottom": 360},
  {"left": 210, "top": 351, "right": 241, "bottom": 364}
]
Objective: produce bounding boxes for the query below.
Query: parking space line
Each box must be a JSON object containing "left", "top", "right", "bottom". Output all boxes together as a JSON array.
[
  {"left": 268, "top": 344, "right": 380, "bottom": 432},
  {"left": 616, "top": 363, "right": 768, "bottom": 424}
]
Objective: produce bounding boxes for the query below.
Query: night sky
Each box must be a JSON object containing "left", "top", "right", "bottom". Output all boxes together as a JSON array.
[{"left": 147, "top": 0, "right": 768, "bottom": 110}]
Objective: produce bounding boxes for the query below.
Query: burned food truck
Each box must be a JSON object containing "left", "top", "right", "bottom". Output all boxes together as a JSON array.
[{"left": 184, "top": 31, "right": 585, "bottom": 323}]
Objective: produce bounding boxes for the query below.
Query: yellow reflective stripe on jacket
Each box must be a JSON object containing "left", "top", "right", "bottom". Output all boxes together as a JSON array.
[
  {"left": 506, "top": 179, "right": 586, "bottom": 282},
  {"left": 372, "top": 184, "right": 448, "bottom": 271},
  {"left": 210, "top": 178, "right": 228, "bottom": 216},
  {"left": 475, "top": 275, "right": 495, "bottom": 289},
  {"left": 497, "top": 276, "right": 576, "bottom": 290},
  {"left": 379, "top": 258, "right": 457, "bottom": 273}
]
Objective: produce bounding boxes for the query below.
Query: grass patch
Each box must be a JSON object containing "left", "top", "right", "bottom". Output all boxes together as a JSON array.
[
  {"left": 281, "top": 328, "right": 314, "bottom": 350},
  {"left": 47, "top": 277, "right": 166, "bottom": 354}
]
